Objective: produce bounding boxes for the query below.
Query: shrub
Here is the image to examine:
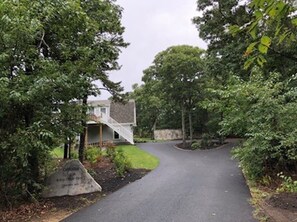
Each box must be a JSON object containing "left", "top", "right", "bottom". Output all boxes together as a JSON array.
[
  {"left": 0, "top": 128, "right": 52, "bottom": 207},
  {"left": 105, "top": 141, "right": 116, "bottom": 158},
  {"left": 191, "top": 141, "right": 202, "bottom": 150},
  {"left": 134, "top": 138, "right": 148, "bottom": 143},
  {"left": 201, "top": 133, "right": 213, "bottom": 148},
  {"left": 112, "top": 149, "right": 131, "bottom": 177},
  {"left": 212, "top": 72, "right": 297, "bottom": 182},
  {"left": 44, "top": 157, "right": 60, "bottom": 177},
  {"left": 70, "top": 151, "right": 79, "bottom": 159},
  {"left": 232, "top": 140, "right": 265, "bottom": 181},
  {"left": 277, "top": 172, "right": 297, "bottom": 193},
  {"left": 105, "top": 142, "right": 131, "bottom": 176},
  {"left": 85, "top": 147, "right": 102, "bottom": 164}
]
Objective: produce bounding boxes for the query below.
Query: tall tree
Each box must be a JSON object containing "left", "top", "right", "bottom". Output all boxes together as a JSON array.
[
  {"left": 194, "top": 0, "right": 297, "bottom": 78},
  {"left": 130, "top": 83, "right": 163, "bottom": 138},
  {"left": 0, "top": 0, "right": 127, "bottom": 204},
  {"left": 193, "top": 0, "right": 252, "bottom": 81},
  {"left": 36, "top": 0, "right": 128, "bottom": 162},
  {"left": 143, "top": 45, "right": 205, "bottom": 147}
]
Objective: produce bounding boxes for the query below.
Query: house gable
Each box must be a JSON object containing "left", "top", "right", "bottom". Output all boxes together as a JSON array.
[{"left": 110, "top": 100, "right": 136, "bottom": 125}]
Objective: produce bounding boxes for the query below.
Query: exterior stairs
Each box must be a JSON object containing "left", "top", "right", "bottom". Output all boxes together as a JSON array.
[{"left": 89, "top": 112, "right": 134, "bottom": 145}]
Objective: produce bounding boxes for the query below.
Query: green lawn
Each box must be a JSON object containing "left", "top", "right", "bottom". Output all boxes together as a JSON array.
[
  {"left": 51, "top": 145, "right": 160, "bottom": 170},
  {"left": 116, "top": 145, "right": 159, "bottom": 170},
  {"left": 51, "top": 147, "right": 64, "bottom": 158}
]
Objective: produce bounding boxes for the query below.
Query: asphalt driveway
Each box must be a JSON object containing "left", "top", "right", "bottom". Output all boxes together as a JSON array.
[{"left": 63, "top": 140, "right": 257, "bottom": 222}]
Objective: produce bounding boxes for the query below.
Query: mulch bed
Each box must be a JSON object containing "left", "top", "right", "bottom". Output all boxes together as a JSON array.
[
  {"left": 90, "top": 156, "right": 150, "bottom": 194},
  {"left": 176, "top": 141, "right": 225, "bottom": 150},
  {"left": 266, "top": 192, "right": 297, "bottom": 211},
  {"left": 0, "top": 157, "right": 150, "bottom": 222}
]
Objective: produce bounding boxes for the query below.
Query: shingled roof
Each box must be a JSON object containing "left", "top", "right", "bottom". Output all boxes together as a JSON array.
[
  {"left": 110, "top": 100, "right": 136, "bottom": 124},
  {"left": 88, "top": 100, "right": 110, "bottom": 107}
]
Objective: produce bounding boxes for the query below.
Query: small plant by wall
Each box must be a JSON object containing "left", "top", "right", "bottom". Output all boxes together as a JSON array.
[{"left": 277, "top": 172, "right": 297, "bottom": 193}]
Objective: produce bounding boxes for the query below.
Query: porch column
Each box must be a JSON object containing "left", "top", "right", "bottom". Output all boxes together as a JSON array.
[{"left": 99, "top": 124, "right": 103, "bottom": 147}]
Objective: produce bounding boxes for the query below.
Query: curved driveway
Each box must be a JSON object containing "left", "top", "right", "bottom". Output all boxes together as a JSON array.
[{"left": 63, "top": 140, "right": 257, "bottom": 222}]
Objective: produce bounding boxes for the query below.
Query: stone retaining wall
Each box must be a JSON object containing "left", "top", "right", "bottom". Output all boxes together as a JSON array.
[{"left": 154, "top": 129, "right": 182, "bottom": 140}]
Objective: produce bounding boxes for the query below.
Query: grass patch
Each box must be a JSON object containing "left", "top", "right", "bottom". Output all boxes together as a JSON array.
[
  {"left": 51, "top": 147, "right": 79, "bottom": 159},
  {"left": 51, "top": 147, "right": 64, "bottom": 158},
  {"left": 116, "top": 145, "right": 159, "bottom": 170}
]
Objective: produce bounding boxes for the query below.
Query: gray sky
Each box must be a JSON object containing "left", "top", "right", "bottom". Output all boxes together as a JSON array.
[{"left": 99, "top": 0, "right": 207, "bottom": 99}]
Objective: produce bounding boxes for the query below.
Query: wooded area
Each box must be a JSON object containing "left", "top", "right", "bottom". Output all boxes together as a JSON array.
[
  {"left": 131, "top": 0, "right": 297, "bottom": 182},
  {"left": 0, "top": 0, "right": 127, "bottom": 206}
]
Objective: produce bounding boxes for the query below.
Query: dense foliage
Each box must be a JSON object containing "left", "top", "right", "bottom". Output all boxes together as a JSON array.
[
  {"left": 130, "top": 83, "right": 164, "bottom": 138},
  {"left": 208, "top": 70, "right": 297, "bottom": 180},
  {"left": 194, "top": 0, "right": 297, "bottom": 181},
  {"left": 0, "top": 0, "right": 127, "bottom": 205}
]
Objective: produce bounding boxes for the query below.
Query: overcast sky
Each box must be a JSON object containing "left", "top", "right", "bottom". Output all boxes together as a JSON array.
[{"left": 98, "top": 0, "right": 207, "bottom": 99}]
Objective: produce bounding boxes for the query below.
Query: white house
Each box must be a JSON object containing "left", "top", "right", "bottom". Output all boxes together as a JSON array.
[{"left": 85, "top": 100, "right": 136, "bottom": 146}]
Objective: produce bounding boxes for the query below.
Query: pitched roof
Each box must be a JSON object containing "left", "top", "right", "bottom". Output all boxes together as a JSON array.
[
  {"left": 88, "top": 100, "right": 111, "bottom": 107},
  {"left": 110, "top": 100, "right": 136, "bottom": 124}
]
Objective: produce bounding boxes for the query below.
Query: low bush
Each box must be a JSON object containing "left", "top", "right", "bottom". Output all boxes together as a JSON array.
[
  {"left": 201, "top": 133, "right": 213, "bottom": 149},
  {"left": 104, "top": 142, "right": 131, "bottom": 176},
  {"left": 105, "top": 141, "right": 116, "bottom": 158},
  {"left": 277, "top": 172, "right": 297, "bottom": 193},
  {"left": 191, "top": 141, "right": 202, "bottom": 150},
  {"left": 113, "top": 149, "right": 131, "bottom": 177},
  {"left": 232, "top": 141, "right": 265, "bottom": 181},
  {"left": 70, "top": 151, "right": 79, "bottom": 159},
  {"left": 85, "top": 147, "right": 102, "bottom": 164},
  {"left": 134, "top": 138, "right": 148, "bottom": 143}
]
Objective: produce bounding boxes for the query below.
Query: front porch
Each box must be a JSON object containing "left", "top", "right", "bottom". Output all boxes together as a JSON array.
[{"left": 85, "top": 124, "right": 126, "bottom": 147}]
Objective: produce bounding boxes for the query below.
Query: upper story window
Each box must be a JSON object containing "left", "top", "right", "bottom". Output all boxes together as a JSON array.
[
  {"left": 88, "top": 107, "right": 94, "bottom": 115},
  {"left": 92, "top": 106, "right": 108, "bottom": 117}
]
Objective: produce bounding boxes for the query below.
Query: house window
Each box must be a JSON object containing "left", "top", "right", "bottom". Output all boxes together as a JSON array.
[
  {"left": 100, "top": 107, "right": 106, "bottom": 114},
  {"left": 114, "top": 131, "right": 120, "bottom": 139},
  {"left": 88, "top": 107, "right": 94, "bottom": 114}
]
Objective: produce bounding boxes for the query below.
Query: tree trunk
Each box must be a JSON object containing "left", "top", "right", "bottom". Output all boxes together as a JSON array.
[
  {"left": 219, "top": 112, "right": 224, "bottom": 144},
  {"left": 151, "top": 118, "right": 157, "bottom": 140},
  {"left": 188, "top": 111, "right": 193, "bottom": 145},
  {"left": 27, "top": 150, "right": 39, "bottom": 195},
  {"left": 68, "top": 138, "right": 72, "bottom": 159},
  {"left": 63, "top": 140, "right": 69, "bottom": 159},
  {"left": 79, "top": 95, "right": 88, "bottom": 163},
  {"left": 24, "top": 108, "right": 40, "bottom": 194},
  {"left": 181, "top": 105, "right": 186, "bottom": 148}
]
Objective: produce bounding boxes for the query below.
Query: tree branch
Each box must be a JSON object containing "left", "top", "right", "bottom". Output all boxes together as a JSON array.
[
  {"left": 269, "top": 47, "right": 297, "bottom": 62},
  {"left": 38, "top": 30, "right": 50, "bottom": 51}
]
